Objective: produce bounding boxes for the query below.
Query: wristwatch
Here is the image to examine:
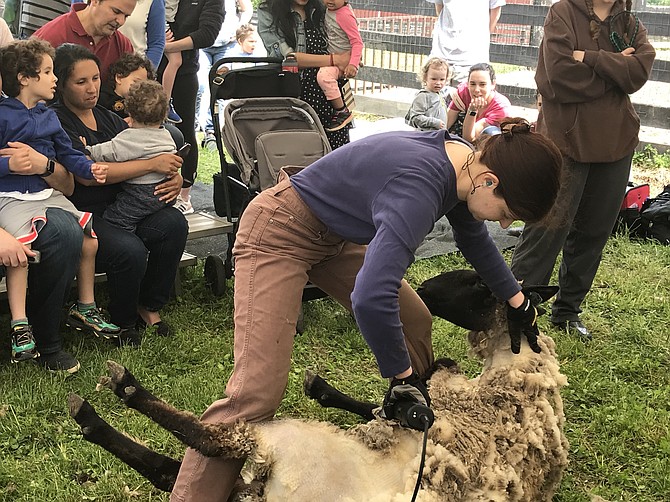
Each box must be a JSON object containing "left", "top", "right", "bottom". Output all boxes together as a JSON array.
[
  {"left": 468, "top": 109, "right": 477, "bottom": 116},
  {"left": 40, "top": 158, "right": 56, "bottom": 177}
]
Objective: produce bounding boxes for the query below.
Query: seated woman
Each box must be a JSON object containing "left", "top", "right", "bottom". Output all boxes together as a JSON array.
[
  {"left": 446, "top": 63, "right": 512, "bottom": 143},
  {"left": 257, "top": 0, "right": 352, "bottom": 149},
  {"left": 51, "top": 43, "right": 188, "bottom": 343}
]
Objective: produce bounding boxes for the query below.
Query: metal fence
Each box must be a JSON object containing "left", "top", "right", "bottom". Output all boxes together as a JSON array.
[{"left": 352, "top": 0, "right": 670, "bottom": 126}]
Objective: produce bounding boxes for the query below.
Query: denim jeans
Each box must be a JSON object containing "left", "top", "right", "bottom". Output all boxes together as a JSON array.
[
  {"left": 195, "top": 43, "right": 236, "bottom": 133},
  {"left": 25, "top": 208, "right": 82, "bottom": 355},
  {"left": 92, "top": 206, "right": 188, "bottom": 328}
]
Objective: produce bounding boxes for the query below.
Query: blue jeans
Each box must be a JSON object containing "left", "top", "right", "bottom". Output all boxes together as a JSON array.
[
  {"left": 16, "top": 208, "right": 82, "bottom": 355},
  {"left": 195, "top": 43, "right": 236, "bottom": 132},
  {"left": 92, "top": 206, "right": 188, "bottom": 328}
]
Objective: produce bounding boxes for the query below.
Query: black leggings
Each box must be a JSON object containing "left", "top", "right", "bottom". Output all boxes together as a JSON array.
[{"left": 172, "top": 72, "right": 199, "bottom": 188}]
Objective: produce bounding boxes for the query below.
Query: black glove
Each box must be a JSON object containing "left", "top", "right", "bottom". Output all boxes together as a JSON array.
[
  {"left": 381, "top": 371, "right": 430, "bottom": 420},
  {"left": 506, "top": 293, "right": 541, "bottom": 354}
]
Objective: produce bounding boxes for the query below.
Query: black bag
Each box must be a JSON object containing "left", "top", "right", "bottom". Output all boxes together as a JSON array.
[{"left": 636, "top": 185, "right": 670, "bottom": 245}]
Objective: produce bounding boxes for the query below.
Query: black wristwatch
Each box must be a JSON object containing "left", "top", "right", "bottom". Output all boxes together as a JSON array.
[
  {"left": 468, "top": 109, "right": 477, "bottom": 117},
  {"left": 40, "top": 158, "right": 56, "bottom": 177}
]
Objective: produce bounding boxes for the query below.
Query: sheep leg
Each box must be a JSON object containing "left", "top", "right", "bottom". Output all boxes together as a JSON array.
[
  {"left": 67, "top": 393, "right": 180, "bottom": 492},
  {"left": 304, "top": 370, "right": 377, "bottom": 421},
  {"left": 99, "top": 361, "right": 253, "bottom": 459}
]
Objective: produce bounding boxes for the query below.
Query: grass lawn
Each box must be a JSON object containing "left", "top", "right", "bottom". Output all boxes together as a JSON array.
[{"left": 1, "top": 146, "right": 670, "bottom": 501}]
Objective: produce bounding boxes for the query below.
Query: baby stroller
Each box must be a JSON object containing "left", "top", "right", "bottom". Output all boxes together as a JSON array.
[{"left": 205, "top": 57, "right": 332, "bottom": 308}]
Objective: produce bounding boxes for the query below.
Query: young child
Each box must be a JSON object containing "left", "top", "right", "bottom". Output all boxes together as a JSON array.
[
  {"left": 0, "top": 39, "right": 120, "bottom": 362},
  {"left": 316, "top": 0, "right": 363, "bottom": 132},
  {"left": 162, "top": 0, "right": 183, "bottom": 124},
  {"left": 85, "top": 79, "right": 178, "bottom": 233},
  {"left": 226, "top": 24, "right": 263, "bottom": 60},
  {"left": 405, "top": 57, "right": 450, "bottom": 131},
  {"left": 99, "top": 52, "right": 155, "bottom": 121}
]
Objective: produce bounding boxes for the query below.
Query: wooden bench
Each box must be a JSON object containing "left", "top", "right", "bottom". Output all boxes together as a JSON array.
[{"left": 0, "top": 211, "right": 233, "bottom": 297}]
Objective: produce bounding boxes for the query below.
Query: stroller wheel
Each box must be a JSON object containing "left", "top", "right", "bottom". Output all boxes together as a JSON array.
[{"left": 204, "top": 255, "right": 227, "bottom": 296}]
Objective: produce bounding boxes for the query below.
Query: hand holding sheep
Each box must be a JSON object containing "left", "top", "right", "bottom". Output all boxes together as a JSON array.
[{"left": 506, "top": 293, "right": 542, "bottom": 354}]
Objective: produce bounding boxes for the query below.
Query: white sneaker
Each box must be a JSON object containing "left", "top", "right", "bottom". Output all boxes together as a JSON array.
[{"left": 174, "top": 196, "right": 194, "bottom": 215}]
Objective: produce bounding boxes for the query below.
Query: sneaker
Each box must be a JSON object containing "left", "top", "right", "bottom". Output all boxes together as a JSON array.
[
  {"left": 38, "top": 350, "right": 80, "bottom": 374},
  {"left": 174, "top": 196, "right": 194, "bottom": 215},
  {"left": 10, "top": 324, "right": 39, "bottom": 363},
  {"left": 136, "top": 318, "right": 174, "bottom": 337},
  {"left": 325, "top": 108, "right": 353, "bottom": 132},
  {"left": 66, "top": 304, "right": 121, "bottom": 339},
  {"left": 115, "top": 327, "right": 143, "bottom": 347},
  {"left": 552, "top": 320, "right": 592, "bottom": 341},
  {"left": 166, "top": 99, "right": 182, "bottom": 124}
]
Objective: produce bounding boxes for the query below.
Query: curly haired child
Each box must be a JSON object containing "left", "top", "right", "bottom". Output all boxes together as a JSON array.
[
  {"left": 100, "top": 52, "right": 156, "bottom": 120},
  {"left": 0, "top": 39, "right": 120, "bottom": 362},
  {"left": 405, "top": 57, "right": 450, "bottom": 131},
  {"left": 85, "top": 79, "right": 178, "bottom": 233}
]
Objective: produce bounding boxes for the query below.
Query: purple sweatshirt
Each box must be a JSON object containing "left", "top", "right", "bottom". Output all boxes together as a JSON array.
[
  {"left": 291, "top": 130, "right": 520, "bottom": 377},
  {"left": 0, "top": 97, "right": 94, "bottom": 193}
]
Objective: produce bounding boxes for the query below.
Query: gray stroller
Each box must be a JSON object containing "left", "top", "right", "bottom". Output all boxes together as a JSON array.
[{"left": 208, "top": 94, "right": 332, "bottom": 304}]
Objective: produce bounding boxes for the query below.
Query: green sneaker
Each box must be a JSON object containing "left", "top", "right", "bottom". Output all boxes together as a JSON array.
[
  {"left": 66, "top": 304, "right": 121, "bottom": 339},
  {"left": 11, "top": 324, "right": 39, "bottom": 363}
]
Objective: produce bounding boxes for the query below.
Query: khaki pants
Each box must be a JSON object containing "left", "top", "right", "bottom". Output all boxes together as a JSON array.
[{"left": 171, "top": 175, "right": 434, "bottom": 501}]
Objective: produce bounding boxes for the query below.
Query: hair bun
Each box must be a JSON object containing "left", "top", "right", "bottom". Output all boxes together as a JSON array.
[{"left": 500, "top": 118, "right": 532, "bottom": 140}]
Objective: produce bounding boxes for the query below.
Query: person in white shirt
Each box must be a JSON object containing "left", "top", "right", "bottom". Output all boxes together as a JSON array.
[{"left": 427, "top": 0, "right": 505, "bottom": 85}]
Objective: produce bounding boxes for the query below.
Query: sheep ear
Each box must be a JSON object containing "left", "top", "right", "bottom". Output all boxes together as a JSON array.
[
  {"left": 522, "top": 285, "right": 559, "bottom": 305},
  {"left": 416, "top": 269, "right": 496, "bottom": 331}
]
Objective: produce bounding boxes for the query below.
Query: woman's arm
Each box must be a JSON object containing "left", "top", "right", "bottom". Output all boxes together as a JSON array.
[
  {"left": 187, "top": 0, "right": 226, "bottom": 50},
  {"left": 92, "top": 155, "right": 183, "bottom": 185},
  {"left": 0, "top": 142, "right": 75, "bottom": 195},
  {"left": 536, "top": 8, "right": 611, "bottom": 103},
  {"left": 294, "top": 51, "right": 350, "bottom": 71},
  {"left": 582, "top": 22, "right": 655, "bottom": 95},
  {"left": 446, "top": 108, "right": 460, "bottom": 130},
  {"left": 144, "top": 0, "right": 166, "bottom": 68}
]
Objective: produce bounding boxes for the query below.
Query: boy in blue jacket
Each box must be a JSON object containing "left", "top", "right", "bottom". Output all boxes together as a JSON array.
[{"left": 0, "top": 39, "right": 120, "bottom": 363}]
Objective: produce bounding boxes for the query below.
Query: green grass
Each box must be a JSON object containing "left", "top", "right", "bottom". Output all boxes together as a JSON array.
[{"left": 1, "top": 150, "right": 670, "bottom": 500}]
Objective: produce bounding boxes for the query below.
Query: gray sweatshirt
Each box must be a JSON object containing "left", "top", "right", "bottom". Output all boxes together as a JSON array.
[
  {"left": 405, "top": 89, "right": 448, "bottom": 131},
  {"left": 87, "top": 126, "right": 176, "bottom": 184}
]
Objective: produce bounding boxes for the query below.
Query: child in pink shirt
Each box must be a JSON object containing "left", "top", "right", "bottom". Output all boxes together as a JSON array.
[{"left": 317, "top": 0, "right": 363, "bottom": 132}]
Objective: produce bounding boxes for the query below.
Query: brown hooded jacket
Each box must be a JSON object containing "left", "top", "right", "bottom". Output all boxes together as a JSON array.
[{"left": 535, "top": 0, "right": 655, "bottom": 163}]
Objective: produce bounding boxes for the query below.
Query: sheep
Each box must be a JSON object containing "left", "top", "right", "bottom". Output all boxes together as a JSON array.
[{"left": 68, "top": 269, "right": 569, "bottom": 501}]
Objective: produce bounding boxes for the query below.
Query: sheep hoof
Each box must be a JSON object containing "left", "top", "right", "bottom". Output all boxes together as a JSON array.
[
  {"left": 107, "top": 360, "right": 127, "bottom": 383},
  {"left": 96, "top": 376, "right": 113, "bottom": 393},
  {"left": 303, "top": 370, "right": 325, "bottom": 400},
  {"left": 67, "top": 393, "right": 85, "bottom": 418},
  {"left": 67, "top": 393, "right": 103, "bottom": 433}
]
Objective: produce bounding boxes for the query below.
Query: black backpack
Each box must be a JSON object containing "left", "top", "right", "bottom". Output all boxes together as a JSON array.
[{"left": 636, "top": 185, "right": 670, "bottom": 245}]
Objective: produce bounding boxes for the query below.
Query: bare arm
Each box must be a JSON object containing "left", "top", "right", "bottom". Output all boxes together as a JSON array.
[
  {"left": 489, "top": 6, "right": 502, "bottom": 33},
  {"left": 0, "top": 142, "right": 75, "bottom": 195},
  {"left": 164, "top": 32, "right": 194, "bottom": 53},
  {"left": 294, "top": 51, "right": 350, "bottom": 72},
  {"left": 446, "top": 108, "right": 460, "bottom": 130},
  {"left": 77, "top": 154, "right": 183, "bottom": 185}
]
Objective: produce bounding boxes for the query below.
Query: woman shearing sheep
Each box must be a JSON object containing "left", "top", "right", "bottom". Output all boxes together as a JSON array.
[{"left": 170, "top": 118, "right": 563, "bottom": 502}]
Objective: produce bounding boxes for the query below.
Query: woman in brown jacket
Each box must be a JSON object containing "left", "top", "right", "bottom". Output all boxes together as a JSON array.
[{"left": 510, "top": 0, "right": 655, "bottom": 339}]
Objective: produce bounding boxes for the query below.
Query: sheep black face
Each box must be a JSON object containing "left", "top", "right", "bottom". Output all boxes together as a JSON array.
[{"left": 416, "top": 269, "right": 559, "bottom": 330}]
